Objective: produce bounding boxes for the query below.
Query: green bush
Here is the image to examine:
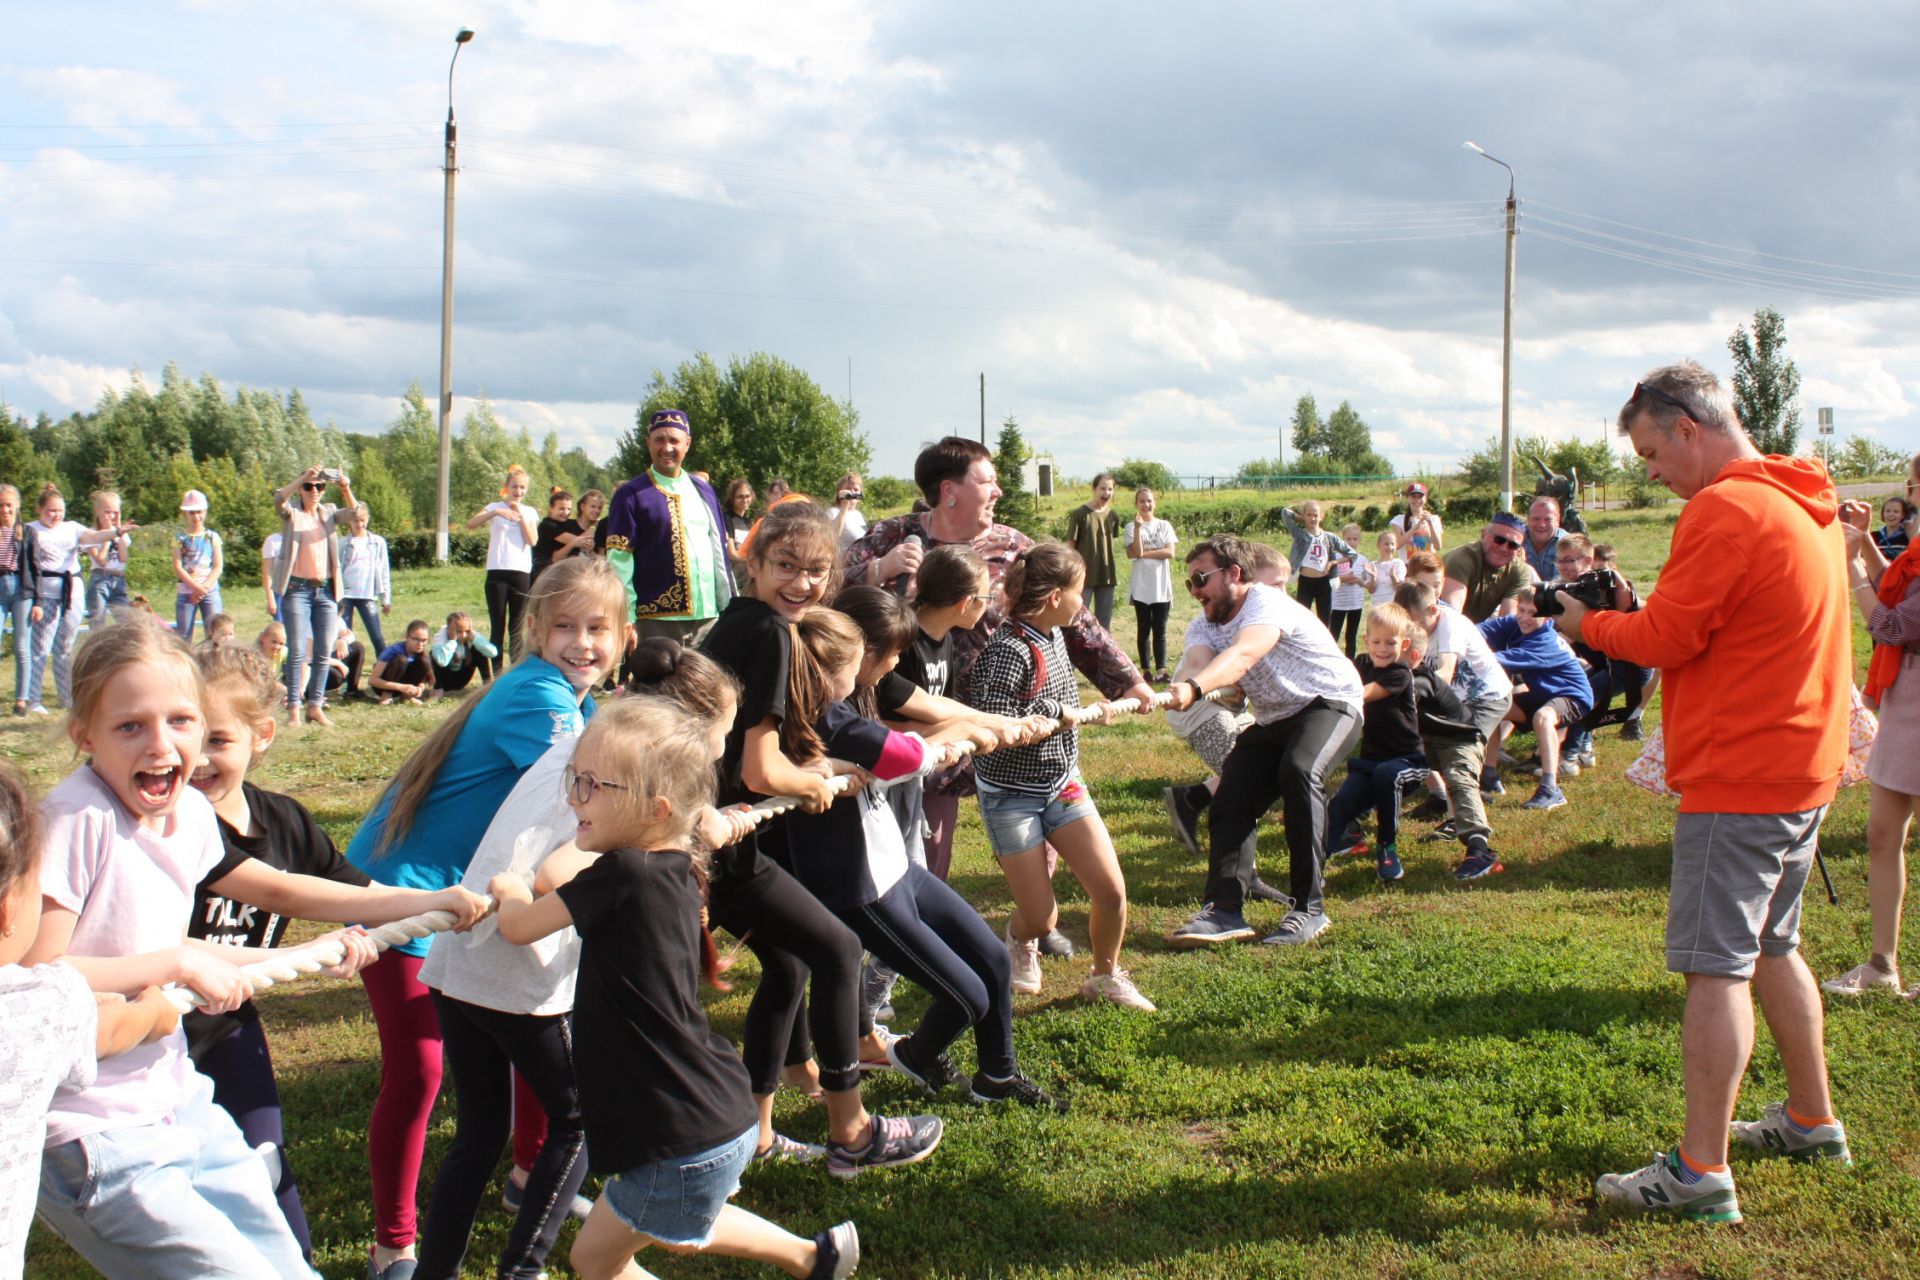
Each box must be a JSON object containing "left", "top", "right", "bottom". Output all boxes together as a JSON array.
[{"left": 386, "top": 530, "right": 490, "bottom": 569}]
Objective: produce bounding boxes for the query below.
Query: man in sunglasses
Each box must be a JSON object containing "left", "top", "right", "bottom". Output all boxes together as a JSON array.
[
  {"left": 1163, "top": 534, "right": 1363, "bottom": 948},
  {"left": 1442, "top": 511, "right": 1533, "bottom": 623},
  {"left": 1561, "top": 360, "right": 1853, "bottom": 1222}
]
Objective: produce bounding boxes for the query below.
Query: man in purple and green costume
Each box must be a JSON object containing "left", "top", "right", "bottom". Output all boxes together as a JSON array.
[{"left": 604, "top": 407, "right": 733, "bottom": 646}]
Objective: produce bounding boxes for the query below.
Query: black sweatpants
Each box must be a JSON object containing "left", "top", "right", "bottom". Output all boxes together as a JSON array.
[
  {"left": 1132, "top": 599, "right": 1170, "bottom": 671},
  {"left": 485, "top": 569, "right": 531, "bottom": 663},
  {"left": 1295, "top": 573, "right": 1334, "bottom": 626}
]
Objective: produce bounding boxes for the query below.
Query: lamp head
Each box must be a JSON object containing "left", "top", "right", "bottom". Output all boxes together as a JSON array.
[
  {"left": 456, "top": 27, "right": 475, "bottom": 43},
  {"left": 1462, "top": 140, "right": 1486, "bottom": 156}
]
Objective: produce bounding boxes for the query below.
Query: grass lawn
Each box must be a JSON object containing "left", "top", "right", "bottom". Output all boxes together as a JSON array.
[{"left": 12, "top": 507, "right": 1919, "bottom": 1279}]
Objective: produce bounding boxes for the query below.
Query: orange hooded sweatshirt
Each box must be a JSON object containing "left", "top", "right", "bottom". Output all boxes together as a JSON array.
[{"left": 1585, "top": 456, "right": 1849, "bottom": 814}]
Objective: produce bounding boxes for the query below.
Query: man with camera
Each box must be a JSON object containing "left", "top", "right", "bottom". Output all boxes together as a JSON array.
[{"left": 1559, "top": 361, "right": 1853, "bottom": 1222}]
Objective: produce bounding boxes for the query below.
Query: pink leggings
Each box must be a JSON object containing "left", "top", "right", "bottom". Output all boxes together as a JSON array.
[{"left": 361, "top": 950, "right": 548, "bottom": 1249}]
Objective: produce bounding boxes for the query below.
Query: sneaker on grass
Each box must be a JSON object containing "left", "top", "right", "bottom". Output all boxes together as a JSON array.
[
  {"left": 1620, "top": 716, "right": 1644, "bottom": 741},
  {"left": 1730, "top": 1102, "right": 1852, "bottom": 1165},
  {"left": 1557, "top": 754, "right": 1581, "bottom": 778},
  {"left": 1422, "top": 817, "right": 1459, "bottom": 842},
  {"left": 1260, "top": 910, "right": 1329, "bottom": 946},
  {"left": 1081, "top": 967, "right": 1156, "bottom": 1011},
  {"left": 826, "top": 1113, "right": 945, "bottom": 1179},
  {"left": 1521, "top": 783, "right": 1568, "bottom": 811},
  {"left": 1376, "top": 843, "right": 1403, "bottom": 881},
  {"left": 970, "top": 1070, "right": 1067, "bottom": 1113},
  {"left": 1167, "top": 903, "right": 1256, "bottom": 948},
  {"left": 1036, "top": 928, "right": 1075, "bottom": 959},
  {"left": 1480, "top": 769, "right": 1505, "bottom": 796},
  {"left": 1453, "top": 844, "right": 1504, "bottom": 880},
  {"left": 809, "top": 1222, "right": 860, "bottom": 1280},
  {"left": 884, "top": 1034, "right": 962, "bottom": 1095},
  {"left": 859, "top": 1025, "right": 902, "bottom": 1073},
  {"left": 754, "top": 1131, "right": 827, "bottom": 1164},
  {"left": 1821, "top": 961, "right": 1902, "bottom": 996},
  {"left": 1575, "top": 746, "right": 1597, "bottom": 768},
  {"left": 501, "top": 1177, "right": 595, "bottom": 1221},
  {"left": 1594, "top": 1149, "right": 1742, "bottom": 1223},
  {"left": 1328, "top": 835, "right": 1369, "bottom": 860},
  {"left": 1005, "top": 921, "right": 1042, "bottom": 994},
  {"left": 1162, "top": 784, "right": 1206, "bottom": 857}
]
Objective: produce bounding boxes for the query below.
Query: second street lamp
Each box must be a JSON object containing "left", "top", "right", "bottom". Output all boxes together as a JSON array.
[
  {"left": 435, "top": 27, "right": 475, "bottom": 564},
  {"left": 1464, "top": 140, "right": 1518, "bottom": 515}
]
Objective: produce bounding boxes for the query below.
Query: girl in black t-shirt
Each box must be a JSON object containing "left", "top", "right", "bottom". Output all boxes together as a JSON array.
[
  {"left": 791, "top": 603, "right": 1062, "bottom": 1111},
  {"left": 491, "top": 698, "right": 860, "bottom": 1280},
  {"left": 184, "top": 643, "right": 490, "bottom": 1258},
  {"left": 530, "top": 488, "right": 574, "bottom": 582}
]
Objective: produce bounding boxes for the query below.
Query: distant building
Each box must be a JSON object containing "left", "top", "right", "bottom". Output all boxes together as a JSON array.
[{"left": 1022, "top": 452, "right": 1056, "bottom": 497}]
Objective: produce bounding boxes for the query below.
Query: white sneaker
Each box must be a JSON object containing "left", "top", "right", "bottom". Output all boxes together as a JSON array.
[
  {"left": 1594, "top": 1148, "right": 1741, "bottom": 1223},
  {"left": 1821, "top": 961, "right": 1901, "bottom": 996},
  {"left": 1730, "top": 1101, "right": 1852, "bottom": 1165},
  {"left": 1080, "top": 967, "right": 1156, "bottom": 1012},
  {"left": 1005, "top": 921, "right": 1041, "bottom": 994}
]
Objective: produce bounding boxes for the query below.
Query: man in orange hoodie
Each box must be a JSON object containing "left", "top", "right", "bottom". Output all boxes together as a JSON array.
[{"left": 1561, "top": 360, "right": 1852, "bottom": 1223}]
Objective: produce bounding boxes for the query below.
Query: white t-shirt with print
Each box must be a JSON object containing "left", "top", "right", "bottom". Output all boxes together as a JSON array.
[
  {"left": 1367, "top": 555, "right": 1406, "bottom": 606},
  {"left": 484, "top": 503, "right": 537, "bottom": 572},
  {"left": 0, "top": 961, "right": 95, "bottom": 1271},
  {"left": 1429, "top": 603, "right": 1514, "bottom": 705},
  {"left": 1124, "top": 518, "right": 1177, "bottom": 605},
  {"left": 1331, "top": 552, "right": 1372, "bottom": 612},
  {"left": 1183, "top": 583, "right": 1362, "bottom": 724},
  {"left": 36, "top": 767, "right": 228, "bottom": 1148}
]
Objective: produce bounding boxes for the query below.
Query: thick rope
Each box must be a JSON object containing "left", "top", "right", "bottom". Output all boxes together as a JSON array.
[{"left": 161, "top": 686, "right": 1234, "bottom": 1011}]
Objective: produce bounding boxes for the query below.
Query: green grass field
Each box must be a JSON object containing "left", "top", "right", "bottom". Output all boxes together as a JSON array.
[{"left": 11, "top": 506, "right": 1919, "bottom": 1279}]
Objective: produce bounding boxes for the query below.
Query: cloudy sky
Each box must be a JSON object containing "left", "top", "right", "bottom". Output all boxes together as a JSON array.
[{"left": 4, "top": 0, "right": 1917, "bottom": 482}]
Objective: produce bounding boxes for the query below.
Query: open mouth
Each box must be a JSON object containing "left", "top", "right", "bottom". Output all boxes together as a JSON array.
[
  {"left": 188, "top": 765, "right": 219, "bottom": 793},
  {"left": 134, "top": 766, "right": 182, "bottom": 807}
]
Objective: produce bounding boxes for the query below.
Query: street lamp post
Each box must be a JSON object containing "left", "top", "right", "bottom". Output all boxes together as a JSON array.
[
  {"left": 1463, "top": 140, "right": 1517, "bottom": 514},
  {"left": 435, "top": 27, "right": 475, "bottom": 564}
]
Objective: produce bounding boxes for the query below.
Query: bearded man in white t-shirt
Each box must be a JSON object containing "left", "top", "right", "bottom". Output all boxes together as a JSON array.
[{"left": 1164, "top": 534, "right": 1364, "bottom": 948}]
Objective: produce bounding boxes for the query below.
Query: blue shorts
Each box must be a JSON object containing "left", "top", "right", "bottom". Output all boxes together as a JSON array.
[
  {"left": 976, "top": 775, "right": 1099, "bottom": 857},
  {"left": 601, "top": 1125, "right": 755, "bottom": 1247}
]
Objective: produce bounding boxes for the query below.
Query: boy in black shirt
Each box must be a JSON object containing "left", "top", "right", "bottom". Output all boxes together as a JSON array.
[{"left": 1326, "top": 603, "right": 1427, "bottom": 881}]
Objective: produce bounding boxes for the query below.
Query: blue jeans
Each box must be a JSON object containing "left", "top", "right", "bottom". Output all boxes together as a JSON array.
[
  {"left": 87, "top": 571, "right": 129, "bottom": 622},
  {"left": 0, "top": 570, "right": 30, "bottom": 704},
  {"left": 280, "top": 577, "right": 339, "bottom": 708},
  {"left": 175, "top": 586, "right": 223, "bottom": 642},
  {"left": 341, "top": 595, "right": 387, "bottom": 655},
  {"left": 37, "top": 1072, "right": 318, "bottom": 1279}
]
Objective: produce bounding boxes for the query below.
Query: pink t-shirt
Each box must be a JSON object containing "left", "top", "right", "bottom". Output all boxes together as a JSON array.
[{"left": 36, "top": 767, "right": 227, "bottom": 1148}]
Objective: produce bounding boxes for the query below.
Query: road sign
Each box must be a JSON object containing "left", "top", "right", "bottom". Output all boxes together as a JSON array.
[{"left": 1817, "top": 406, "right": 1834, "bottom": 436}]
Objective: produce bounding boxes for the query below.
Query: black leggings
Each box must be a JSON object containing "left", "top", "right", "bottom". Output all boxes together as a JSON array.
[
  {"left": 1330, "top": 608, "right": 1362, "bottom": 659},
  {"left": 197, "top": 1018, "right": 312, "bottom": 1260},
  {"left": 845, "top": 865, "right": 1016, "bottom": 1079},
  {"left": 432, "top": 651, "right": 494, "bottom": 693},
  {"left": 485, "top": 569, "right": 531, "bottom": 663},
  {"left": 1295, "top": 573, "right": 1334, "bottom": 626},
  {"left": 417, "top": 994, "right": 586, "bottom": 1280},
  {"left": 708, "top": 850, "right": 866, "bottom": 1096},
  {"left": 1132, "top": 600, "right": 1170, "bottom": 671}
]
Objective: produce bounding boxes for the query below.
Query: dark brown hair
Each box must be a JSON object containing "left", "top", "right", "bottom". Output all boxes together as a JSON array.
[
  {"left": 627, "top": 637, "right": 742, "bottom": 727},
  {"left": 783, "top": 607, "right": 864, "bottom": 763},
  {"left": 913, "top": 436, "right": 991, "bottom": 506},
  {"left": 1185, "top": 533, "right": 1256, "bottom": 578},
  {"left": 0, "top": 761, "right": 44, "bottom": 909},
  {"left": 831, "top": 586, "right": 916, "bottom": 717},
  {"left": 1001, "top": 541, "right": 1084, "bottom": 620},
  {"left": 746, "top": 503, "right": 841, "bottom": 595},
  {"left": 913, "top": 543, "right": 988, "bottom": 611}
]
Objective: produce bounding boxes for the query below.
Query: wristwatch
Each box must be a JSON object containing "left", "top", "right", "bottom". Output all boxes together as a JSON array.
[{"left": 1185, "top": 678, "right": 1205, "bottom": 701}]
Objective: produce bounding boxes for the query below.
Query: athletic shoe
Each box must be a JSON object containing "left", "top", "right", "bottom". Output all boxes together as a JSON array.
[
  {"left": 1556, "top": 754, "right": 1581, "bottom": 778},
  {"left": 1480, "top": 770, "right": 1505, "bottom": 796},
  {"left": 1081, "top": 968, "right": 1156, "bottom": 1011},
  {"left": 1247, "top": 875, "right": 1292, "bottom": 906},
  {"left": 1037, "top": 928, "right": 1075, "bottom": 959},
  {"left": 1005, "top": 922, "right": 1042, "bottom": 993},
  {"left": 808, "top": 1222, "right": 860, "bottom": 1279},
  {"left": 1730, "top": 1101, "right": 1853, "bottom": 1165},
  {"left": 1167, "top": 903, "right": 1256, "bottom": 948},
  {"left": 1422, "top": 818, "right": 1459, "bottom": 842},
  {"left": 1328, "top": 835, "right": 1369, "bottom": 860},
  {"left": 1620, "top": 716, "right": 1644, "bottom": 742},
  {"left": 755, "top": 1131, "right": 828, "bottom": 1164},
  {"left": 1594, "top": 1148, "right": 1742, "bottom": 1223},
  {"left": 1575, "top": 746, "right": 1597, "bottom": 768},
  {"left": 1497, "top": 748, "right": 1528, "bottom": 768},
  {"left": 970, "top": 1070, "right": 1067, "bottom": 1113},
  {"left": 27, "top": 704, "right": 49, "bottom": 717},
  {"left": 1376, "top": 843, "right": 1404, "bottom": 881},
  {"left": 885, "top": 1034, "right": 962, "bottom": 1095},
  {"left": 1521, "top": 784, "right": 1568, "bottom": 811},
  {"left": 501, "top": 1177, "right": 596, "bottom": 1222},
  {"left": 1821, "top": 962, "right": 1902, "bottom": 996},
  {"left": 826, "top": 1113, "right": 945, "bottom": 1179},
  {"left": 1260, "top": 910, "right": 1330, "bottom": 946},
  {"left": 874, "top": 1000, "right": 896, "bottom": 1023},
  {"left": 1453, "top": 846, "right": 1504, "bottom": 880},
  {"left": 1163, "top": 784, "right": 1206, "bottom": 857},
  {"left": 859, "top": 1025, "right": 902, "bottom": 1073}
]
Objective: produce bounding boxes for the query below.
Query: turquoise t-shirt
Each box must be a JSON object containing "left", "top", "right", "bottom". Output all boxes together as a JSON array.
[{"left": 346, "top": 656, "right": 594, "bottom": 957}]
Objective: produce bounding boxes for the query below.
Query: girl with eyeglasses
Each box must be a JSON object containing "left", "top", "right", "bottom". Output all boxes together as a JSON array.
[{"left": 343, "top": 557, "right": 627, "bottom": 1280}]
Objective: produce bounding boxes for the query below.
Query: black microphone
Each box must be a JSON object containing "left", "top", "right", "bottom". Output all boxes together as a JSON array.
[{"left": 893, "top": 534, "right": 922, "bottom": 595}]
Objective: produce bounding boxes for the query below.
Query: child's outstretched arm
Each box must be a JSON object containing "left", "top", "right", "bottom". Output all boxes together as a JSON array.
[
  {"left": 206, "top": 859, "right": 491, "bottom": 932},
  {"left": 488, "top": 873, "right": 576, "bottom": 945},
  {"left": 25, "top": 903, "right": 254, "bottom": 1013},
  {"left": 741, "top": 716, "right": 838, "bottom": 813},
  {"left": 93, "top": 986, "right": 181, "bottom": 1058},
  {"left": 531, "top": 841, "right": 600, "bottom": 895}
]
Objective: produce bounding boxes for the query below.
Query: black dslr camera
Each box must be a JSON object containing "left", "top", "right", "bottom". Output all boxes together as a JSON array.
[{"left": 1532, "top": 567, "right": 1621, "bottom": 617}]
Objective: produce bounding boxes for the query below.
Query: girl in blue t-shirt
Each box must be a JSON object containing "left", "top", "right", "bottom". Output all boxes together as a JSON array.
[{"left": 344, "top": 556, "right": 626, "bottom": 1280}]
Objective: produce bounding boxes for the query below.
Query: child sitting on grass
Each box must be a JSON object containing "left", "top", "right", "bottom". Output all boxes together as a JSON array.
[
  {"left": 1325, "top": 603, "right": 1427, "bottom": 882},
  {"left": 370, "top": 620, "right": 434, "bottom": 705},
  {"left": 1478, "top": 593, "right": 1594, "bottom": 812}
]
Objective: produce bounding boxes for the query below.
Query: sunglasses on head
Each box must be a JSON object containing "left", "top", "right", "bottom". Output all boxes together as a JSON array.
[{"left": 1629, "top": 381, "right": 1701, "bottom": 422}]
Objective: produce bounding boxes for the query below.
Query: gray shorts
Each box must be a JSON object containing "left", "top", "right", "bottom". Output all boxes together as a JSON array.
[{"left": 1666, "top": 807, "right": 1827, "bottom": 979}]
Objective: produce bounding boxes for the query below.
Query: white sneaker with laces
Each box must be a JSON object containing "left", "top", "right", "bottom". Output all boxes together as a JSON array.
[
  {"left": 1821, "top": 961, "right": 1901, "bottom": 996},
  {"left": 1005, "top": 921, "right": 1042, "bottom": 994},
  {"left": 1080, "top": 968, "right": 1156, "bottom": 1011},
  {"left": 1594, "top": 1148, "right": 1741, "bottom": 1223}
]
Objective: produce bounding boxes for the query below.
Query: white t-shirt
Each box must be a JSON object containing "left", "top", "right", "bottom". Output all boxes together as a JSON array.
[
  {"left": 1368, "top": 555, "right": 1406, "bottom": 606},
  {"left": 419, "top": 741, "right": 581, "bottom": 1017},
  {"left": 1429, "top": 603, "right": 1514, "bottom": 705},
  {"left": 37, "top": 767, "right": 228, "bottom": 1147},
  {"left": 261, "top": 532, "right": 283, "bottom": 564},
  {"left": 1124, "top": 518, "right": 1177, "bottom": 605},
  {"left": 484, "top": 503, "right": 537, "bottom": 573},
  {"left": 1183, "top": 583, "right": 1362, "bottom": 723},
  {"left": 0, "top": 961, "right": 95, "bottom": 1272},
  {"left": 1390, "top": 511, "right": 1444, "bottom": 557},
  {"left": 836, "top": 508, "right": 869, "bottom": 552},
  {"left": 28, "top": 520, "right": 85, "bottom": 576},
  {"left": 1331, "top": 551, "right": 1371, "bottom": 612}
]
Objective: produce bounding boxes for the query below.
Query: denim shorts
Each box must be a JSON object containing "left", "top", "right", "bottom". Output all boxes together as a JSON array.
[
  {"left": 976, "top": 775, "right": 1099, "bottom": 858},
  {"left": 601, "top": 1125, "right": 755, "bottom": 1247}
]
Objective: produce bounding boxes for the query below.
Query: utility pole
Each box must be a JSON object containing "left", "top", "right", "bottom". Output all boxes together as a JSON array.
[
  {"left": 979, "top": 372, "right": 986, "bottom": 443},
  {"left": 435, "top": 27, "right": 475, "bottom": 564},
  {"left": 1464, "top": 141, "right": 1518, "bottom": 514}
]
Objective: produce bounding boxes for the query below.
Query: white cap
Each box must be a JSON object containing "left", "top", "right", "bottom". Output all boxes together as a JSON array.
[{"left": 179, "top": 490, "right": 209, "bottom": 513}]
